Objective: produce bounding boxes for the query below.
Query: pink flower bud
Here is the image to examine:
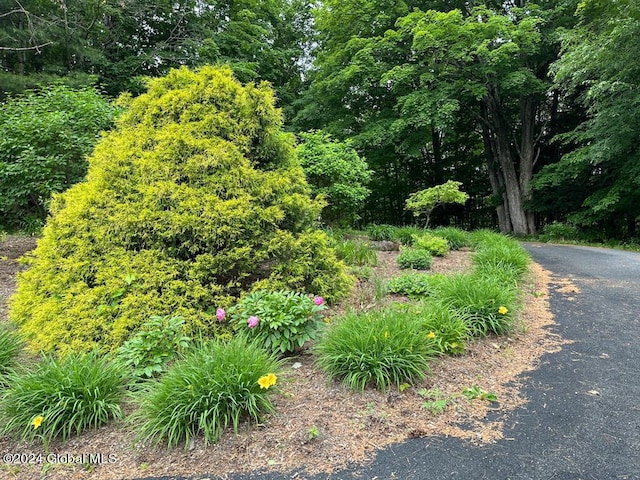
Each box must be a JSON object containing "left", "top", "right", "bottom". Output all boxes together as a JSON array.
[
  {"left": 313, "top": 296, "right": 324, "bottom": 306},
  {"left": 247, "top": 316, "right": 259, "bottom": 328},
  {"left": 216, "top": 308, "right": 226, "bottom": 321}
]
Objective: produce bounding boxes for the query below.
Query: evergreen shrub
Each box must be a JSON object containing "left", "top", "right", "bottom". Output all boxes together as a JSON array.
[{"left": 9, "top": 66, "right": 353, "bottom": 354}]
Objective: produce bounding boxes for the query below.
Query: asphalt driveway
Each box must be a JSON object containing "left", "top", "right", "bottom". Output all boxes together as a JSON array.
[{"left": 142, "top": 243, "right": 640, "bottom": 480}]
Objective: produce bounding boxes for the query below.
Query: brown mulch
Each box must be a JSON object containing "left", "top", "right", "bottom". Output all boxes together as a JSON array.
[{"left": 0, "top": 240, "right": 569, "bottom": 480}]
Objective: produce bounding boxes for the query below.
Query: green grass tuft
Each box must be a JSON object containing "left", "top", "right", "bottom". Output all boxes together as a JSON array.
[
  {"left": 132, "top": 337, "right": 282, "bottom": 448},
  {"left": 1, "top": 351, "right": 127, "bottom": 444},
  {"left": 314, "top": 308, "right": 438, "bottom": 391}
]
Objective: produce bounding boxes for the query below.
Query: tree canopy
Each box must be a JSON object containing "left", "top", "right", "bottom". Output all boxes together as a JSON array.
[{"left": 1, "top": 0, "right": 637, "bottom": 240}]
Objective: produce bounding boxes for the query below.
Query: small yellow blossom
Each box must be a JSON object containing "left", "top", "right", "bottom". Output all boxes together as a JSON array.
[
  {"left": 498, "top": 306, "right": 508, "bottom": 315},
  {"left": 426, "top": 331, "right": 436, "bottom": 339},
  {"left": 383, "top": 331, "right": 390, "bottom": 339},
  {"left": 323, "top": 317, "right": 330, "bottom": 324},
  {"left": 31, "top": 416, "right": 44, "bottom": 430},
  {"left": 258, "top": 373, "right": 278, "bottom": 389}
]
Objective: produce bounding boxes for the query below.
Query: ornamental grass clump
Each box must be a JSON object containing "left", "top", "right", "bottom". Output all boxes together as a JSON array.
[
  {"left": 228, "top": 290, "right": 326, "bottom": 354},
  {"left": 332, "top": 239, "right": 378, "bottom": 266},
  {"left": 132, "top": 337, "right": 282, "bottom": 448},
  {"left": 9, "top": 65, "right": 352, "bottom": 354},
  {"left": 0, "top": 325, "right": 23, "bottom": 378},
  {"left": 431, "top": 227, "right": 472, "bottom": 250},
  {"left": 0, "top": 351, "right": 127, "bottom": 444},
  {"left": 436, "top": 273, "right": 517, "bottom": 336},
  {"left": 412, "top": 302, "right": 468, "bottom": 355},
  {"left": 314, "top": 308, "right": 438, "bottom": 391}
]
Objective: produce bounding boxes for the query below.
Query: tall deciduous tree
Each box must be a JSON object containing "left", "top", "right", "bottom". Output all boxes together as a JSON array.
[
  {"left": 1, "top": 0, "right": 312, "bottom": 102},
  {"left": 531, "top": 0, "right": 640, "bottom": 238},
  {"left": 295, "top": 0, "right": 579, "bottom": 233}
]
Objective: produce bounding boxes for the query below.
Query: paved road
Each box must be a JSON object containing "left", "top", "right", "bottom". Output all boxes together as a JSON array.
[{"left": 143, "top": 244, "right": 640, "bottom": 480}]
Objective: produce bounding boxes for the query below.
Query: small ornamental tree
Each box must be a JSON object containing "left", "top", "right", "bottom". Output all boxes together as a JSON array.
[
  {"left": 405, "top": 181, "right": 469, "bottom": 227},
  {"left": 9, "top": 66, "right": 353, "bottom": 354},
  {"left": 296, "top": 131, "right": 371, "bottom": 227}
]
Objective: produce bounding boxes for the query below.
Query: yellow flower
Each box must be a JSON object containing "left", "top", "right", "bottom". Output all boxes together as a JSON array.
[
  {"left": 383, "top": 331, "right": 390, "bottom": 339},
  {"left": 258, "top": 373, "right": 278, "bottom": 389},
  {"left": 426, "top": 331, "right": 436, "bottom": 339},
  {"left": 31, "top": 416, "right": 44, "bottom": 430},
  {"left": 498, "top": 306, "right": 508, "bottom": 315},
  {"left": 323, "top": 317, "right": 330, "bottom": 324}
]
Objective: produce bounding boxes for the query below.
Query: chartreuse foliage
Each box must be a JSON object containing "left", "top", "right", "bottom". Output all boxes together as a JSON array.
[
  {"left": 0, "top": 352, "right": 127, "bottom": 444},
  {"left": 132, "top": 337, "right": 282, "bottom": 448},
  {"left": 405, "top": 181, "right": 469, "bottom": 228},
  {"left": 9, "top": 66, "right": 353, "bottom": 354}
]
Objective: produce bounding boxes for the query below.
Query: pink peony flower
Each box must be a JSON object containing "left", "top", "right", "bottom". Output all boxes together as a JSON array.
[
  {"left": 313, "top": 296, "right": 324, "bottom": 306},
  {"left": 215, "top": 308, "right": 226, "bottom": 321},
  {"left": 247, "top": 316, "right": 259, "bottom": 328}
]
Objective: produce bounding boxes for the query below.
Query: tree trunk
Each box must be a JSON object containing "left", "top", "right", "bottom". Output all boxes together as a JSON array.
[
  {"left": 482, "top": 86, "right": 532, "bottom": 235},
  {"left": 519, "top": 96, "right": 538, "bottom": 234}
]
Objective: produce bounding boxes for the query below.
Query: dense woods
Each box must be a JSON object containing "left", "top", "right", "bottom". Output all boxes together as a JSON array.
[{"left": 1, "top": 0, "right": 638, "bottom": 240}]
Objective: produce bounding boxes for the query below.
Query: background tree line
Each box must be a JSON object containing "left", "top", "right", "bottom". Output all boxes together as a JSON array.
[{"left": 1, "top": 0, "right": 638, "bottom": 240}]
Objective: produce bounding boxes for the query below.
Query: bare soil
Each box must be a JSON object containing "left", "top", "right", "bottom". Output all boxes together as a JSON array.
[{"left": 0, "top": 238, "right": 568, "bottom": 480}]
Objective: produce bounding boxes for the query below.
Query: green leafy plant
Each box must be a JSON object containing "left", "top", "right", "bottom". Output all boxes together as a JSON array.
[
  {"left": 0, "top": 85, "right": 117, "bottom": 230},
  {"left": 472, "top": 242, "right": 530, "bottom": 278},
  {"left": 405, "top": 181, "right": 469, "bottom": 228},
  {"left": 1, "top": 351, "right": 127, "bottom": 444},
  {"left": 417, "top": 388, "right": 453, "bottom": 414},
  {"left": 367, "top": 224, "right": 395, "bottom": 241},
  {"left": 116, "top": 315, "right": 191, "bottom": 379},
  {"left": 229, "top": 290, "right": 327, "bottom": 354},
  {"left": 132, "top": 337, "right": 282, "bottom": 448},
  {"left": 9, "top": 66, "right": 353, "bottom": 354},
  {"left": 314, "top": 308, "right": 438, "bottom": 391},
  {"left": 436, "top": 273, "right": 517, "bottom": 336},
  {"left": 387, "top": 272, "right": 445, "bottom": 299},
  {"left": 296, "top": 131, "right": 372, "bottom": 227},
  {"left": 307, "top": 425, "right": 320, "bottom": 441},
  {"left": 412, "top": 233, "right": 450, "bottom": 257},
  {"left": 0, "top": 325, "right": 23, "bottom": 379},
  {"left": 462, "top": 385, "right": 498, "bottom": 402},
  {"left": 349, "top": 265, "right": 374, "bottom": 280},
  {"left": 432, "top": 227, "right": 472, "bottom": 250},
  {"left": 397, "top": 248, "right": 433, "bottom": 270},
  {"left": 333, "top": 239, "right": 378, "bottom": 266},
  {"left": 539, "top": 221, "right": 581, "bottom": 242}
]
